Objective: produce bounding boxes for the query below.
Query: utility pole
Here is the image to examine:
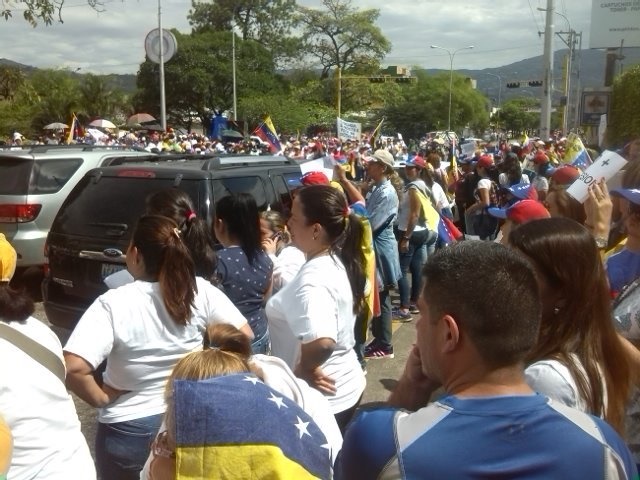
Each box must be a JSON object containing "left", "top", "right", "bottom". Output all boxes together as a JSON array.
[
  {"left": 337, "top": 66, "right": 342, "bottom": 118},
  {"left": 540, "top": 0, "right": 554, "bottom": 140}
]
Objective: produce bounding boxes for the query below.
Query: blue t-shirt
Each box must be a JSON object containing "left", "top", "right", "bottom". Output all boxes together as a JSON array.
[
  {"left": 607, "top": 248, "right": 640, "bottom": 296},
  {"left": 335, "top": 394, "right": 638, "bottom": 480},
  {"left": 216, "top": 247, "right": 273, "bottom": 338}
]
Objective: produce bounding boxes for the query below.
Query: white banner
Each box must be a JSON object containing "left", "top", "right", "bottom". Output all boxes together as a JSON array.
[
  {"left": 590, "top": 0, "right": 640, "bottom": 48},
  {"left": 599, "top": 114, "right": 608, "bottom": 147},
  {"left": 337, "top": 117, "right": 362, "bottom": 141},
  {"left": 567, "top": 150, "right": 627, "bottom": 203}
]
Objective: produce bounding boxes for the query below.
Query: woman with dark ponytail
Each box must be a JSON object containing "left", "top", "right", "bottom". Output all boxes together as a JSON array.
[
  {"left": 64, "top": 215, "right": 252, "bottom": 480},
  {"left": 266, "top": 184, "right": 367, "bottom": 433}
]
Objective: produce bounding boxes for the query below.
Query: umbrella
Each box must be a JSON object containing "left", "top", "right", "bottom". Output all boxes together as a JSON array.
[
  {"left": 44, "top": 122, "right": 69, "bottom": 130},
  {"left": 89, "top": 119, "right": 117, "bottom": 129},
  {"left": 127, "top": 113, "right": 156, "bottom": 126},
  {"left": 221, "top": 129, "right": 244, "bottom": 139}
]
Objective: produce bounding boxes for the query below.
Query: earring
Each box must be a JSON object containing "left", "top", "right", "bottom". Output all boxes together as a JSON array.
[{"left": 553, "top": 307, "right": 560, "bottom": 315}]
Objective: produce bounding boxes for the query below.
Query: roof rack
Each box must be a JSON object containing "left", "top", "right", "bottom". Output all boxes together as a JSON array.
[
  {"left": 25, "top": 145, "right": 142, "bottom": 154},
  {"left": 201, "top": 155, "right": 294, "bottom": 170}
]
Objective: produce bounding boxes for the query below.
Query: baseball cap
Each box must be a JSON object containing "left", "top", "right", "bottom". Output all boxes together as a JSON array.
[
  {"left": 488, "top": 199, "right": 550, "bottom": 225},
  {"left": 533, "top": 151, "right": 549, "bottom": 164},
  {"left": 372, "top": 149, "right": 395, "bottom": 169},
  {"left": 551, "top": 165, "right": 580, "bottom": 186},
  {"left": 611, "top": 188, "right": 640, "bottom": 206},
  {"left": 300, "top": 171, "right": 330, "bottom": 186},
  {"left": 477, "top": 154, "right": 494, "bottom": 169},
  {"left": 0, "top": 233, "right": 17, "bottom": 282},
  {"left": 507, "top": 183, "right": 538, "bottom": 201},
  {"left": 405, "top": 155, "right": 426, "bottom": 169}
]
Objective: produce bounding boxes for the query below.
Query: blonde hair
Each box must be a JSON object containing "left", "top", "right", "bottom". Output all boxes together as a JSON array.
[{"left": 164, "top": 324, "right": 253, "bottom": 443}]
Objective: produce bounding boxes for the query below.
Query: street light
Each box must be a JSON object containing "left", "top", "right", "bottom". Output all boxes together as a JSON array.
[
  {"left": 430, "top": 45, "right": 474, "bottom": 132},
  {"left": 485, "top": 72, "right": 502, "bottom": 125}
]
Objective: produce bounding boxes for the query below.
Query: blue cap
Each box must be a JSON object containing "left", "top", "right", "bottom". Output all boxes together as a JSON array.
[
  {"left": 611, "top": 188, "right": 640, "bottom": 206},
  {"left": 507, "top": 183, "right": 538, "bottom": 201}
]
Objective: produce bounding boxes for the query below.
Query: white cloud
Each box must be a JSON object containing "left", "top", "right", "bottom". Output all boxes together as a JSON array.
[{"left": 0, "top": 0, "right": 593, "bottom": 74}]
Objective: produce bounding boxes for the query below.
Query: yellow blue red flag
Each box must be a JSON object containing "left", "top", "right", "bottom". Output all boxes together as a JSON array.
[
  {"left": 253, "top": 116, "right": 282, "bottom": 153},
  {"left": 563, "top": 133, "right": 592, "bottom": 169}
]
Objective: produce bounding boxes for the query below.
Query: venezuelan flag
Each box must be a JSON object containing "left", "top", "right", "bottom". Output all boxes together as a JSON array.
[
  {"left": 174, "top": 374, "right": 331, "bottom": 480},
  {"left": 563, "top": 133, "right": 592, "bottom": 169},
  {"left": 253, "top": 116, "right": 282, "bottom": 153}
]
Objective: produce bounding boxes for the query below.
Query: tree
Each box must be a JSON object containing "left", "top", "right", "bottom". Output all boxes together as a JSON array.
[
  {"left": 188, "top": 0, "right": 302, "bottom": 65},
  {"left": 380, "top": 71, "right": 489, "bottom": 140},
  {"left": 607, "top": 64, "right": 640, "bottom": 146},
  {"left": 499, "top": 97, "right": 540, "bottom": 135},
  {"left": 296, "top": 0, "right": 391, "bottom": 79},
  {"left": 77, "top": 74, "right": 127, "bottom": 121},
  {"left": 27, "top": 69, "right": 81, "bottom": 130},
  {"left": 0, "top": 65, "right": 26, "bottom": 101},
  {"left": 134, "top": 29, "right": 284, "bottom": 131},
  {"left": 1, "top": 0, "right": 103, "bottom": 26}
]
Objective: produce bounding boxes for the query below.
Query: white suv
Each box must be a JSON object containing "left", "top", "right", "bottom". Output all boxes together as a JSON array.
[{"left": 0, "top": 146, "right": 156, "bottom": 276}]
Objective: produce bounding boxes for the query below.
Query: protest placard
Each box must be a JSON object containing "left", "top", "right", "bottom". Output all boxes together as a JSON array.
[
  {"left": 566, "top": 150, "right": 627, "bottom": 203},
  {"left": 337, "top": 118, "right": 361, "bottom": 141}
]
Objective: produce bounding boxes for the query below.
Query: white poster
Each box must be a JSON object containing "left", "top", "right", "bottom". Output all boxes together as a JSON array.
[
  {"left": 337, "top": 118, "right": 362, "bottom": 141},
  {"left": 590, "top": 0, "right": 640, "bottom": 48},
  {"left": 566, "top": 150, "right": 627, "bottom": 203}
]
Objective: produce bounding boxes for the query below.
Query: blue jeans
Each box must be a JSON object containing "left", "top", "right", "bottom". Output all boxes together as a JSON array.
[
  {"left": 398, "top": 230, "right": 436, "bottom": 308},
  {"left": 371, "top": 287, "right": 392, "bottom": 348},
  {"left": 95, "top": 413, "right": 163, "bottom": 480},
  {"left": 251, "top": 329, "right": 270, "bottom": 355}
]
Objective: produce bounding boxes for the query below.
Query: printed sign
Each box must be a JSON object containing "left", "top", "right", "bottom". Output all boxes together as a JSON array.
[
  {"left": 581, "top": 91, "right": 610, "bottom": 126},
  {"left": 589, "top": 0, "right": 640, "bottom": 48},
  {"left": 566, "top": 150, "right": 627, "bottom": 203},
  {"left": 337, "top": 118, "right": 362, "bottom": 141}
]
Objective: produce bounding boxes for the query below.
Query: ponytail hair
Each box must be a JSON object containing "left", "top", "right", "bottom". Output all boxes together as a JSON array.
[
  {"left": 296, "top": 185, "right": 366, "bottom": 314},
  {"left": 131, "top": 215, "right": 196, "bottom": 325},
  {"left": 215, "top": 193, "right": 262, "bottom": 265},
  {"left": 145, "top": 188, "right": 218, "bottom": 282}
]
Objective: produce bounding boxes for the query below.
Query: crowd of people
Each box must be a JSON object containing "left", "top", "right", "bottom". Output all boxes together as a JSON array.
[{"left": 1, "top": 129, "right": 640, "bottom": 479}]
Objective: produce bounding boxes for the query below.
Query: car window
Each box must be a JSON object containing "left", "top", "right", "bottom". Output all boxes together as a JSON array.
[
  {"left": 212, "top": 176, "right": 269, "bottom": 210},
  {"left": 52, "top": 176, "right": 202, "bottom": 238},
  {"left": 0, "top": 157, "right": 33, "bottom": 195},
  {"left": 30, "top": 158, "right": 83, "bottom": 194}
]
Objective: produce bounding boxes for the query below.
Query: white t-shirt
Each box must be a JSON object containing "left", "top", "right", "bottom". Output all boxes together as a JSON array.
[
  {"left": 268, "top": 245, "right": 306, "bottom": 294},
  {"left": 430, "top": 181, "right": 451, "bottom": 212},
  {"left": 498, "top": 172, "right": 530, "bottom": 187},
  {"left": 525, "top": 358, "right": 588, "bottom": 412},
  {"left": 397, "top": 181, "right": 428, "bottom": 232},
  {"left": 64, "top": 277, "right": 248, "bottom": 423},
  {"left": 0, "top": 318, "right": 96, "bottom": 480},
  {"left": 266, "top": 255, "right": 366, "bottom": 414}
]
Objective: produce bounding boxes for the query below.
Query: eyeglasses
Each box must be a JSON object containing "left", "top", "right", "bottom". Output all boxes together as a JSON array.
[{"left": 152, "top": 431, "right": 175, "bottom": 459}]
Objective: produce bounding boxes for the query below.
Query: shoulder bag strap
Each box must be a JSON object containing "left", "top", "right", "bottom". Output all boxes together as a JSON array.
[{"left": 0, "top": 322, "right": 66, "bottom": 384}]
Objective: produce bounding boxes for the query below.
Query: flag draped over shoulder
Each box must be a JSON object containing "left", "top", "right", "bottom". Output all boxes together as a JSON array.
[
  {"left": 563, "top": 133, "right": 592, "bottom": 169},
  {"left": 414, "top": 189, "right": 461, "bottom": 245},
  {"left": 174, "top": 374, "right": 331, "bottom": 480},
  {"left": 253, "top": 116, "right": 282, "bottom": 153}
]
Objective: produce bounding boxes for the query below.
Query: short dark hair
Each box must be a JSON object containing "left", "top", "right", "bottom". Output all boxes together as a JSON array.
[{"left": 422, "top": 241, "right": 540, "bottom": 368}]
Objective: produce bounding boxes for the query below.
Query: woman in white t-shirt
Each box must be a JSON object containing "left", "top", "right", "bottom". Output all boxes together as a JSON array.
[
  {"left": 64, "top": 215, "right": 252, "bottom": 480},
  {"left": 508, "top": 217, "right": 631, "bottom": 437},
  {"left": 266, "top": 184, "right": 367, "bottom": 433}
]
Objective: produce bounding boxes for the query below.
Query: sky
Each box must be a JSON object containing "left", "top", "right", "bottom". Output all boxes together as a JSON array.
[{"left": 0, "top": 0, "right": 601, "bottom": 75}]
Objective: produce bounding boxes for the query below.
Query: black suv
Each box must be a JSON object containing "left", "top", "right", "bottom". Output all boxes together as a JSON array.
[{"left": 43, "top": 155, "right": 303, "bottom": 331}]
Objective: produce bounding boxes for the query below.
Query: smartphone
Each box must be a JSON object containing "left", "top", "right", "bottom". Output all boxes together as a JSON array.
[{"left": 271, "top": 231, "right": 283, "bottom": 241}]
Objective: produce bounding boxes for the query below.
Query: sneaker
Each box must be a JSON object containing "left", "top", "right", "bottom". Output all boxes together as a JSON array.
[
  {"left": 409, "top": 304, "right": 420, "bottom": 314},
  {"left": 392, "top": 307, "right": 413, "bottom": 322},
  {"left": 364, "top": 344, "right": 394, "bottom": 360}
]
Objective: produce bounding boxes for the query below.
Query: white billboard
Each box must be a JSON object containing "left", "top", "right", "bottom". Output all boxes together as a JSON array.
[{"left": 590, "top": 0, "right": 640, "bottom": 48}]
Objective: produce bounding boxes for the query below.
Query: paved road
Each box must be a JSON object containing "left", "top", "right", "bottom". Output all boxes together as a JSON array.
[{"left": 33, "top": 296, "right": 416, "bottom": 465}]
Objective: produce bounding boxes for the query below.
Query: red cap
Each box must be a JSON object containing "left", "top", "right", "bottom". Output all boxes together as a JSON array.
[
  {"left": 488, "top": 199, "right": 550, "bottom": 225},
  {"left": 406, "top": 155, "right": 426, "bottom": 169},
  {"left": 533, "top": 151, "right": 549, "bottom": 164},
  {"left": 551, "top": 165, "right": 580, "bottom": 186},
  {"left": 477, "top": 154, "right": 494, "bottom": 169},
  {"left": 301, "top": 171, "right": 330, "bottom": 186}
]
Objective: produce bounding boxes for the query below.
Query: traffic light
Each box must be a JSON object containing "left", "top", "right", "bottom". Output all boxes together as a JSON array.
[
  {"left": 528, "top": 80, "right": 543, "bottom": 87},
  {"left": 369, "top": 77, "right": 386, "bottom": 83},
  {"left": 506, "top": 82, "right": 521, "bottom": 88}
]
